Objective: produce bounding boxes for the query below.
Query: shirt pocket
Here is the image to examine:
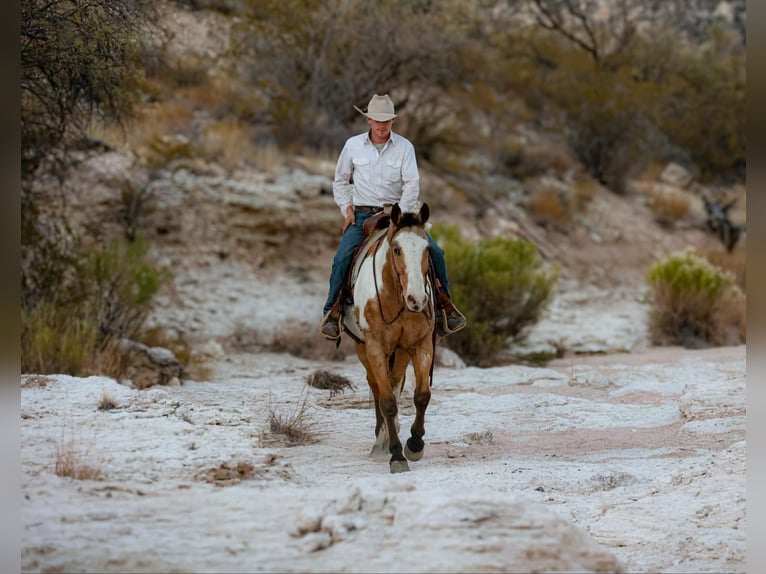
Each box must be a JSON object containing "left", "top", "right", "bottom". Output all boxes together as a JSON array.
[
  {"left": 384, "top": 158, "right": 402, "bottom": 182},
  {"left": 352, "top": 157, "right": 370, "bottom": 168}
]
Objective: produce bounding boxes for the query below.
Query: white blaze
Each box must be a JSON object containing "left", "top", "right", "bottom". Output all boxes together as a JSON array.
[{"left": 396, "top": 230, "right": 429, "bottom": 310}]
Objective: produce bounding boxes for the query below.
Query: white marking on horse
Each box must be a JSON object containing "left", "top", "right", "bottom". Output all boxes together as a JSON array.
[
  {"left": 394, "top": 230, "right": 429, "bottom": 312},
  {"left": 354, "top": 241, "right": 390, "bottom": 331}
]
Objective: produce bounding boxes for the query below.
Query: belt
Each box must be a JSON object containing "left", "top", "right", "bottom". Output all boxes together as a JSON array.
[{"left": 354, "top": 204, "right": 390, "bottom": 213}]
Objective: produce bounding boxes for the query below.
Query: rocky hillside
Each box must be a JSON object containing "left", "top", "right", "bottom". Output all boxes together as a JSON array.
[{"left": 28, "top": 0, "right": 746, "bottom": 364}]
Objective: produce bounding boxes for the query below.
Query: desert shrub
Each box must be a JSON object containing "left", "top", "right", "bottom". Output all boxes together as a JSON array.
[
  {"left": 21, "top": 0, "right": 152, "bottom": 177},
  {"left": 643, "top": 185, "right": 692, "bottom": 228},
  {"left": 659, "top": 25, "right": 745, "bottom": 181},
  {"left": 496, "top": 13, "right": 744, "bottom": 191},
  {"left": 21, "top": 236, "right": 167, "bottom": 375},
  {"left": 267, "top": 392, "right": 318, "bottom": 446},
  {"left": 234, "top": 0, "right": 482, "bottom": 150},
  {"left": 431, "top": 225, "right": 559, "bottom": 366},
  {"left": 646, "top": 250, "right": 745, "bottom": 348},
  {"left": 525, "top": 181, "right": 571, "bottom": 230}
]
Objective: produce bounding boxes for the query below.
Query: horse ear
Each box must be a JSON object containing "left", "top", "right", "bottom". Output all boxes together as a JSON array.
[
  {"left": 391, "top": 203, "right": 402, "bottom": 225},
  {"left": 419, "top": 203, "right": 430, "bottom": 224}
]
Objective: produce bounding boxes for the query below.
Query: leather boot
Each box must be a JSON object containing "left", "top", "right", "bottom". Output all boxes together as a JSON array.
[
  {"left": 319, "top": 307, "right": 342, "bottom": 340},
  {"left": 435, "top": 285, "right": 467, "bottom": 336}
]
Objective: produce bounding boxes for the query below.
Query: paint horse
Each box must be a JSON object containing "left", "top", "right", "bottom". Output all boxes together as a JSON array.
[{"left": 342, "top": 203, "right": 436, "bottom": 473}]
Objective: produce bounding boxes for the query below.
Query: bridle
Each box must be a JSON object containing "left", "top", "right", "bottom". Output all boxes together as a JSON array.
[{"left": 371, "top": 226, "right": 433, "bottom": 325}]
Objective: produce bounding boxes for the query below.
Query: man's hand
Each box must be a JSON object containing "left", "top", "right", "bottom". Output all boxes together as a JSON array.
[{"left": 342, "top": 207, "right": 355, "bottom": 234}]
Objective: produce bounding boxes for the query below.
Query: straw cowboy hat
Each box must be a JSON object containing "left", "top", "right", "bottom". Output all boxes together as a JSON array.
[{"left": 354, "top": 94, "right": 398, "bottom": 122}]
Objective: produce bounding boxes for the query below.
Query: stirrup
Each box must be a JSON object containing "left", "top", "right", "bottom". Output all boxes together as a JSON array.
[
  {"left": 437, "top": 306, "right": 467, "bottom": 336},
  {"left": 319, "top": 309, "right": 342, "bottom": 340}
]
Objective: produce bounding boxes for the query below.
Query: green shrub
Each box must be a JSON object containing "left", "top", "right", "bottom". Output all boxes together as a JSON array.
[
  {"left": 21, "top": 235, "right": 168, "bottom": 376},
  {"left": 21, "top": 301, "right": 99, "bottom": 375},
  {"left": 432, "top": 225, "right": 558, "bottom": 366},
  {"left": 646, "top": 250, "right": 745, "bottom": 348}
]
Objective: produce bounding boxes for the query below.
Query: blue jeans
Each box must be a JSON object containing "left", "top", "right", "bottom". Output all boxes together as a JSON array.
[{"left": 323, "top": 209, "right": 450, "bottom": 314}]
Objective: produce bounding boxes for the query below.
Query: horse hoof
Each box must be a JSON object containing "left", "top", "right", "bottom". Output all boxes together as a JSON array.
[
  {"left": 404, "top": 444, "right": 424, "bottom": 462},
  {"left": 389, "top": 460, "right": 410, "bottom": 473}
]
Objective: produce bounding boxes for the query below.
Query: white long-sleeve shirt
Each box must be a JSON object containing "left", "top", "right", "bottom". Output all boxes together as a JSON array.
[{"left": 332, "top": 130, "right": 420, "bottom": 216}]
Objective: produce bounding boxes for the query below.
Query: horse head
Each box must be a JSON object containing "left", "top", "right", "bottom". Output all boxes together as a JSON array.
[{"left": 387, "top": 203, "right": 431, "bottom": 313}]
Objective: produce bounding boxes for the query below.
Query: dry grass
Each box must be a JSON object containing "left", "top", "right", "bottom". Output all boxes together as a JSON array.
[
  {"left": 526, "top": 185, "right": 571, "bottom": 229},
  {"left": 250, "top": 142, "right": 287, "bottom": 174},
  {"left": 306, "top": 370, "right": 357, "bottom": 398},
  {"left": 267, "top": 392, "right": 318, "bottom": 446},
  {"left": 201, "top": 120, "right": 257, "bottom": 170},
  {"left": 97, "top": 392, "right": 117, "bottom": 411},
  {"left": 54, "top": 434, "right": 103, "bottom": 481},
  {"left": 643, "top": 184, "right": 692, "bottom": 227}
]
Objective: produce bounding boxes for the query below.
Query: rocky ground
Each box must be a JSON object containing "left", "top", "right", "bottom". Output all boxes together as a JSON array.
[{"left": 21, "top": 142, "right": 748, "bottom": 573}]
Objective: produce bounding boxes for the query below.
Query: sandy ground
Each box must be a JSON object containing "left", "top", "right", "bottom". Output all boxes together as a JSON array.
[{"left": 21, "top": 343, "right": 745, "bottom": 573}]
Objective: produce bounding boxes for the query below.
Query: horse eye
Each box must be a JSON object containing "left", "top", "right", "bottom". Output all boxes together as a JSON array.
[{"left": 393, "top": 247, "right": 402, "bottom": 256}]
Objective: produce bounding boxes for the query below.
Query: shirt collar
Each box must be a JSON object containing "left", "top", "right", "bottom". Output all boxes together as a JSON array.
[{"left": 365, "top": 130, "right": 398, "bottom": 146}]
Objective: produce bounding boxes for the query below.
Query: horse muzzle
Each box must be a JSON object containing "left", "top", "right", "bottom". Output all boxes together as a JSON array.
[{"left": 405, "top": 293, "right": 428, "bottom": 313}]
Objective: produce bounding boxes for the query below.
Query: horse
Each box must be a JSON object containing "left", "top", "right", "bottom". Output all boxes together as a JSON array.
[{"left": 341, "top": 203, "right": 437, "bottom": 473}]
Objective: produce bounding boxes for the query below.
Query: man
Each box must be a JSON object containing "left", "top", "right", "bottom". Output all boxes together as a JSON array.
[{"left": 319, "top": 93, "right": 466, "bottom": 340}]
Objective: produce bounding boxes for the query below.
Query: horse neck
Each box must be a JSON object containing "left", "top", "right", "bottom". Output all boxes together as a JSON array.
[{"left": 377, "top": 239, "right": 403, "bottom": 305}]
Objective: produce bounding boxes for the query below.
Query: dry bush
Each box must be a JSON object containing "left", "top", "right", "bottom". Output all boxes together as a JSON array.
[
  {"left": 643, "top": 184, "right": 692, "bottom": 228},
  {"left": 54, "top": 435, "right": 103, "bottom": 480},
  {"left": 97, "top": 392, "right": 117, "bottom": 411},
  {"left": 267, "top": 392, "right": 318, "bottom": 446},
  {"left": 306, "top": 370, "right": 356, "bottom": 398},
  {"left": 526, "top": 185, "right": 571, "bottom": 230},
  {"left": 502, "top": 141, "right": 577, "bottom": 180},
  {"left": 160, "top": 53, "right": 210, "bottom": 88},
  {"left": 182, "top": 80, "right": 267, "bottom": 122},
  {"left": 200, "top": 120, "right": 258, "bottom": 170}
]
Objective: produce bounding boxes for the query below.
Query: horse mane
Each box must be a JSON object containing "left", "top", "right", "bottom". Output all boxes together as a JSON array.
[{"left": 394, "top": 212, "right": 424, "bottom": 230}]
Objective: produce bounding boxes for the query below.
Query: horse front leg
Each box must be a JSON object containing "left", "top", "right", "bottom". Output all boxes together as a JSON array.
[
  {"left": 404, "top": 340, "right": 433, "bottom": 462},
  {"left": 366, "top": 343, "right": 409, "bottom": 473},
  {"left": 357, "top": 343, "right": 388, "bottom": 460}
]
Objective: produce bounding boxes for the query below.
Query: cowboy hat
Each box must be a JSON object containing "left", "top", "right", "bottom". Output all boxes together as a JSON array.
[{"left": 353, "top": 94, "right": 398, "bottom": 122}]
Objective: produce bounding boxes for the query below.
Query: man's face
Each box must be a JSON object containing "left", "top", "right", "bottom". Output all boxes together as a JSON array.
[{"left": 367, "top": 118, "right": 394, "bottom": 143}]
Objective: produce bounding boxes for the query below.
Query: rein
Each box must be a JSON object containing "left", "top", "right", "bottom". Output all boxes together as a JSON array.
[{"left": 372, "top": 233, "right": 405, "bottom": 325}]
